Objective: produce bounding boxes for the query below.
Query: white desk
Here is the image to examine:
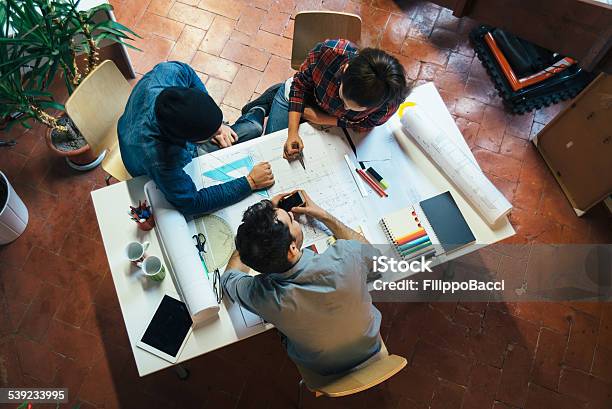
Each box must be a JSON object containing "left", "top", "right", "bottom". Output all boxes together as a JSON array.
[
  {"left": 91, "top": 83, "right": 514, "bottom": 376},
  {"left": 355, "top": 83, "right": 515, "bottom": 284},
  {"left": 92, "top": 178, "right": 274, "bottom": 376}
]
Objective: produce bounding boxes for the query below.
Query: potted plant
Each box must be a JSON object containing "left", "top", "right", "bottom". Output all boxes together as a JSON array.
[{"left": 0, "top": 0, "right": 139, "bottom": 170}]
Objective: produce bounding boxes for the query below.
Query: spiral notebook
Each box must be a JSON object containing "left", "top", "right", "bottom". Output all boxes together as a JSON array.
[{"left": 380, "top": 191, "right": 475, "bottom": 260}]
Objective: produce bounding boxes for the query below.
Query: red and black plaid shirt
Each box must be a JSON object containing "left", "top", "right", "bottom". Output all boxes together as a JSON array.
[{"left": 289, "top": 39, "right": 401, "bottom": 132}]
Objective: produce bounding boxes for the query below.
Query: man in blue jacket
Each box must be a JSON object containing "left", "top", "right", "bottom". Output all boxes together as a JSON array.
[{"left": 118, "top": 61, "right": 279, "bottom": 216}]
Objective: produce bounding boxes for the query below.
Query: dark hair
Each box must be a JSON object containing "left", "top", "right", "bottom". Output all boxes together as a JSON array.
[
  {"left": 341, "top": 48, "right": 408, "bottom": 108},
  {"left": 235, "top": 200, "right": 295, "bottom": 274}
]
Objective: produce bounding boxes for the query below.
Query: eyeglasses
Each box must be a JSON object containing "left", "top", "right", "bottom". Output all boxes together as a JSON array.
[{"left": 212, "top": 268, "right": 223, "bottom": 304}]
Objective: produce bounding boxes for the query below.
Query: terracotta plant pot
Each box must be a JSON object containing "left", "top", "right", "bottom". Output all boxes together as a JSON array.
[{"left": 45, "top": 125, "right": 106, "bottom": 171}]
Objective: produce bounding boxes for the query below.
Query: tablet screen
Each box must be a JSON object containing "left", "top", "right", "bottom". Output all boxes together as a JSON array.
[{"left": 141, "top": 295, "right": 193, "bottom": 357}]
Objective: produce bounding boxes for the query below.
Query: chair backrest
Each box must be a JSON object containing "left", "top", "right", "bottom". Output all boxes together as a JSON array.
[
  {"left": 313, "top": 354, "right": 407, "bottom": 397},
  {"left": 65, "top": 60, "right": 132, "bottom": 158},
  {"left": 291, "top": 11, "right": 362, "bottom": 70},
  {"left": 101, "top": 133, "right": 132, "bottom": 182}
]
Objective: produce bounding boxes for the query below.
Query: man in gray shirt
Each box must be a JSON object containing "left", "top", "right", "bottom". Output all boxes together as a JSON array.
[{"left": 221, "top": 190, "right": 382, "bottom": 376}]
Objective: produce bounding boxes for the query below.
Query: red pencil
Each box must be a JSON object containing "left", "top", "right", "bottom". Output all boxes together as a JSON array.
[{"left": 356, "top": 168, "right": 388, "bottom": 197}]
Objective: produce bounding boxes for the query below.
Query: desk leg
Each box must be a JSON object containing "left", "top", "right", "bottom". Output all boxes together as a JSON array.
[
  {"left": 297, "top": 379, "right": 305, "bottom": 409},
  {"left": 175, "top": 364, "right": 190, "bottom": 380}
]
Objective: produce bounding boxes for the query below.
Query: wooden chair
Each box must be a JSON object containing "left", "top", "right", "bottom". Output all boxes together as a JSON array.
[
  {"left": 295, "top": 340, "right": 407, "bottom": 407},
  {"left": 65, "top": 59, "right": 132, "bottom": 184},
  {"left": 291, "top": 11, "right": 362, "bottom": 70}
]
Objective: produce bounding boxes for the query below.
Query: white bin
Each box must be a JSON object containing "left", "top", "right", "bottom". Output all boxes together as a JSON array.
[{"left": 0, "top": 171, "right": 29, "bottom": 245}]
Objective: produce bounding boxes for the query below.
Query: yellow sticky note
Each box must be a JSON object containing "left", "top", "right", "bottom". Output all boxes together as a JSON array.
[{"left": 397, "top": 101, "right": 416, "bottom": 117}]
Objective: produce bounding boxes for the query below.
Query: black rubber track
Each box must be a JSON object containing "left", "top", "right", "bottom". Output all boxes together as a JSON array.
[{"left": 469, "top": 25, "right": 593, "bottom": 114}]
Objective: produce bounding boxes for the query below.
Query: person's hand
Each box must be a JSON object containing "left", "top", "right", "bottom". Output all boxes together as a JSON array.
[
  {"left": 283, "top": 132, "right": 304, "bottom": 160},
  {"left": 270, "top": 190, "right": 298, "bottom": 208},
  {"left": 289, "top": 190, "right": 328, "bottom": 221},
  {"left": 210, "top": 124, "right": 238, "bottom": 148},
  {"left": 247, "top": 162, "right": 274, "bottom": 190}
]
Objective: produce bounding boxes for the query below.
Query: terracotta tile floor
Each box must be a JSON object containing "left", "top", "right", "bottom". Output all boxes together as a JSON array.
[{"left": 1, "top": 0, "right": 612, "bottom": 408}]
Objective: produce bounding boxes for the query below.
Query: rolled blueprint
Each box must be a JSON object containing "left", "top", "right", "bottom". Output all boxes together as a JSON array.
[
  {"left": 144, "top": 181, "right": 219, "bottom": 323},
  {"left": 399, "top": 105, "right": 512, "bottom": 226}
]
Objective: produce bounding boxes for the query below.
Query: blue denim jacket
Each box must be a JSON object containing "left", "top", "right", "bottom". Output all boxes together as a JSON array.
[{"left": 117, "top": 61, "right": 251, "bottom": 216}]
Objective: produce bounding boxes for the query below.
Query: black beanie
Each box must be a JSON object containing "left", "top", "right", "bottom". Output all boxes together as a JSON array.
[{"left": 154, "top": 87, "right": 223, "bottom": 143}]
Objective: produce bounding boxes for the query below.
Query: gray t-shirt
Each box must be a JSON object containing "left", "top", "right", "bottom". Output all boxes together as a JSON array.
[{"left": 221, "top": 239, "right": 382, "bottom": 376}]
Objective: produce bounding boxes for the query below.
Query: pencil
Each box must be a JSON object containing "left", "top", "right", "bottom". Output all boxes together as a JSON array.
[
  {"left": 397, "top": 235, "right": 431, "bottom": 252},
  {"left": 356, "top": 169, "right": 388, "bottom": 197},
  {"left": 395, "top": 228, "right": 427, "bottom": 246},
  {"left": 399, "top": 240, "right": 432, "bottom": 256}
]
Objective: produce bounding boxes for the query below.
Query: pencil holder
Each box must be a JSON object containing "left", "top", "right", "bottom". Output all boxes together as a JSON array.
[
  {"left": 136, "top": 215, "right": 155, "bottom": 231},
  {"left": 128, "top": 200, "right": 155, "bottom": 231}
]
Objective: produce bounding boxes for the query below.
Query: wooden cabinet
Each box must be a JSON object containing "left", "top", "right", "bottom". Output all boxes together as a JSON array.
[{"left": 533, "top": 73, "right": 612, "bottom": 214}]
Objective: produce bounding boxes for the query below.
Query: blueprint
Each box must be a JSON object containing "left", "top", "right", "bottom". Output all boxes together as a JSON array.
[
  {"left": 202, "top": 155, "right": 268, "bottom": 198},
  {"left": 192, "top": 123, "right": 369, "bottom": 247},
  {"left": 399, "top": 104, "right": 512, "bottom": 226}
]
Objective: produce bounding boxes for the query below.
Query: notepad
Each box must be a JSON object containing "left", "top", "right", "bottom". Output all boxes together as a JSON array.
[
  {"left": 380, "top": 191, "right": 476, "bottom": 259},
  {"left": 380, "top": 208, "right": 436, "bottom": 261},
  {"left": 418, "top": 191, "right": 476, "bottom": 253}
]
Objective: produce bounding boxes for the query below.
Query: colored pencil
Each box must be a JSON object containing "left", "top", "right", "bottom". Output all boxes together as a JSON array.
[
  {"left": 403, "top": 248, "right": 436, "bottom": 262},
  {"left": 395, "top": 228, "right": 427, "bottom": 246},
  {"left": 366, "top": 167, "right": 389, "bottom": 189},
  {"left": 365, "top": 169, "right": 387, "bottom": 190},
  {"left": 399, "top": 240, "right": 432, "bottom": 256},
  {"left": 356, "top": 168, "right": 388, "bottom": 197},
  {"left": 397, "top": 235, "right": 430, "bottom": 252}
]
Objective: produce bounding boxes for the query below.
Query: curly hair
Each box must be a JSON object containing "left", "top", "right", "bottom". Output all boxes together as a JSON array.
[{"left": 235, "top": 200, "right": 295, "bottom": 274}]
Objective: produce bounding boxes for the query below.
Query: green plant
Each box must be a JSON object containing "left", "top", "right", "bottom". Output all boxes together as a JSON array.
[
  {"left": 0, "top": 66, "right": 67, "bottom": 132},
  {"left": 0, "top": 0, "right": 139, "bottom": 134}
]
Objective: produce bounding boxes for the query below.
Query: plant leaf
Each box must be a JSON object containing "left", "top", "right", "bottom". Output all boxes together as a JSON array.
[{"left": 38, "top": 100, "right": 65, "bottom": 111}]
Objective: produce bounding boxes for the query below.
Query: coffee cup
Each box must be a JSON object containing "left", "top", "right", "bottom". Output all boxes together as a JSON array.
[
  {"left": 138, "top": 255, "right": 166, "bottom": 281},
  {"left": 125, "top": 241, "right": 150, "bottom": 264}
]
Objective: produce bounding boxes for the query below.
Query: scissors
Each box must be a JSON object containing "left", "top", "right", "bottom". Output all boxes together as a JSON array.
[
  {"left": 193, "top": 233, "right": 223, "bottom": 303},
  {"left": 193, "top": 233, "right": 207, "bottom": 257},
  {"left": 193, "top": 233, "right": 210, "bottom": 279}
]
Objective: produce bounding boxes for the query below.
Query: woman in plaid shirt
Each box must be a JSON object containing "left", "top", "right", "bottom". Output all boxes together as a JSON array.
[{"left": 264, "top": 39, "right": 408, "bottom": 160}]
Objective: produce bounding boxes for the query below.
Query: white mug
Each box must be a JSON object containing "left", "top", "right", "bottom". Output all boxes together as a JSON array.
[
  {"left": 137, "top": 255, "right": 166, "bottom": 281},
  {"left": 125, "top": 241, "right": 150, "bottom": 264}
]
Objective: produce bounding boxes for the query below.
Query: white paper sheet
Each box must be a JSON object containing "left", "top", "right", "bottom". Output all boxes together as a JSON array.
[
  {"left": 399, "top": 104, "right": 512, "bottom": 226},
  {"left": 144, "top": 181, "right": 220, "bottom": 324},
  {"left": 193, "top": 123, "right": 369, "bottom": 247}
]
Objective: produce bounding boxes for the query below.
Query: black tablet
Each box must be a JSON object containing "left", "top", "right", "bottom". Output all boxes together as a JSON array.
[{"left": 136, "top": 294, "right": 193, "bottom": 363}]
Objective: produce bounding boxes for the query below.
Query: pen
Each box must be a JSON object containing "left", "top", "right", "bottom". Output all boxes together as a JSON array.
[{"left": 292, "top": 142, "right": 306, "bottom": 170}]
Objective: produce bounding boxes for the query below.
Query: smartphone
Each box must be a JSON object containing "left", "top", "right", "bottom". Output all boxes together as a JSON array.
[{"left": 278, "top": 191, "right": 305, "bottom": 212}]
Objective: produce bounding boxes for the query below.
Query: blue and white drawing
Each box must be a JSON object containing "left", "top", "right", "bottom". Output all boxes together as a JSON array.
[{"left": 202, "top": 156, "right": 269, "bottom": 198}]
